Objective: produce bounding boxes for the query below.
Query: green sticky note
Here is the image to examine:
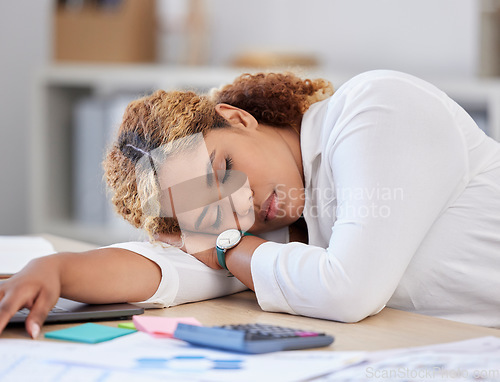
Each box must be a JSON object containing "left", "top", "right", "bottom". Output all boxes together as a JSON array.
[
  {"left": 118, "top": 322, "right": 136, "bottom": 330},
  {"left": 45, "top": 323, "right": 136, "bottom": 344}
]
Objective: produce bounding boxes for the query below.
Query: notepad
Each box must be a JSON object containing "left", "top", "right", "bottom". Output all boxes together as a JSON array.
[
  {"left": 0, "top": 236, "right": 56, "bottom": 277},
  {"left": 45, "top": 323, "right": 136, "bottom": 344}
]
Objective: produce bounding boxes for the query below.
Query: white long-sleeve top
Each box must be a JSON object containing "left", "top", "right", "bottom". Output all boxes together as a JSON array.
[{"left": 108, "top": 71, "right": 500, "bottom": 327}]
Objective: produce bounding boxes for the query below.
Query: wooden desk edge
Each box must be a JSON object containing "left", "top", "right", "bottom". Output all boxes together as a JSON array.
[{"left": 2, "top": 234, "right": 499, "bottom": 352}]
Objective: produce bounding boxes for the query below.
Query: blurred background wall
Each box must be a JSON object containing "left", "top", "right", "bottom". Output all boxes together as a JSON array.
[
  {"left": 0, "top": 0, "right": 52, "bottom": 234},
  {"left": 0, "top": 0, "right": 495, "bottom": 239},
  {"left": 205, "top": 0, "right": 479, "bottom": 77}
]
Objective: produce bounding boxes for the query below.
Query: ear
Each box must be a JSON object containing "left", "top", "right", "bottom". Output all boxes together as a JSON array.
[{"left": 215, "top": 104, "right": 258, "bottom": 130}]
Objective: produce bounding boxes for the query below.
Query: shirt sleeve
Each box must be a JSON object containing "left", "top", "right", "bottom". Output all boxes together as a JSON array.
[
  {"left": 104, "top": 241, "right": 248, "bottom": 308},
  {"left": 251, "top": 74, "right": 469, "bottom": 322}
]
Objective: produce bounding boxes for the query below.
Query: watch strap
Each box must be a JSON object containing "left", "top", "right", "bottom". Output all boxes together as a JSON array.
[{"left": 216, "top": 246, "right": 229, "bottom": 270}]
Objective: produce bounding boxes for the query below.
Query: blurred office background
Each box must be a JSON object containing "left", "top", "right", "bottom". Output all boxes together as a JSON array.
[{"left": 0, "top": 0, "right": 498, "bottom": 244}]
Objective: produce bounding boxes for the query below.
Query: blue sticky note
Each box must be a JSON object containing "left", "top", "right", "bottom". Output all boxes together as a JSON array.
[{"left": 45, "top": 323, "right": 136, "bottom": 344}]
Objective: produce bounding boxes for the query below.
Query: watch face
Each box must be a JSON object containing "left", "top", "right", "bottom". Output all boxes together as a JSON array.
[{"left": 216, "top": 229, "right": 242, "bottom": 250}]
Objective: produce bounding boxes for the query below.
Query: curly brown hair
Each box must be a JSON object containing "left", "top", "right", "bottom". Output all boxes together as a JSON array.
[
  {"left": 103, "top": 72, "right": 333, "bottom": 239},
  {"left": 212, "top": 72, "right": 333, "bottom": 132}
]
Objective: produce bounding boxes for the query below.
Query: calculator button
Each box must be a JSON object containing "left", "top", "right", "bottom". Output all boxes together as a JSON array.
[
  {"left": 270, "top": 333, "right": 293, "bottom": 338},
  {"left": 215, "top": 324, "right": 325, "bottom": 340}
]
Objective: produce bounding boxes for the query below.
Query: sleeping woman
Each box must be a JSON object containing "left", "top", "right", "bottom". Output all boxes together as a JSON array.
[{"left": 1, "top": 70, "right": 500, "bottom": 339}]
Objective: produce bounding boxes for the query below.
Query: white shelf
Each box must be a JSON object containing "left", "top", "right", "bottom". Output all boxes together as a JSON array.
[
  {"left": 39, "top": 219, "right": 148, "bottom": 247},
  {"left": 30, "top": 64, "right": 500, "bottom": 245},
  {"left": 39, "top": 64, "right": 246, "bottom": 92}
]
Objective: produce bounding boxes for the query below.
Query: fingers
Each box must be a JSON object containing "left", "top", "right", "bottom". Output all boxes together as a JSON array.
[
  {"left": 25, "top": 291, "right": 56, "bottom": 340},
  {"left": 0, "top": 288, "right": 28, "bottom": 336},
  {"left": 0, "top": 284, "right": 55, "bottom": 339}
]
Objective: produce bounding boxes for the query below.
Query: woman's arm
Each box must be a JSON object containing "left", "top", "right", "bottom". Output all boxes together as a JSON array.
[
  {"left": 198, "top": 73, "right": 468, "bottom": 323},
  {"left": 156, "top": 231, "right": 265, "bottom": 291},
  {"left": 250, "top": 73, "right": 469, "bottom": 322},
  {"left": 160, "top": 218, "right": 304, "bottom": 291},
  {"left": 224, "top": 236, "right": 267, "bottom": 290},
  {"left": 0, "top": 248, "right": 161, "bottom": 338},
  {"left": 56, "top": 248, "right": 162, "bottom": 304}
]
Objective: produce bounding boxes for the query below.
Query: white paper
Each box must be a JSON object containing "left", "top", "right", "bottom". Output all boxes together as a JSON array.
[
  {"left": 54, "top": 332, "right": 365, "bottom": 382},
  {"left": 0, "top": 236, "right": 55, "bottom": 275},
  {"left": 0, "top": 333, "right": 364, "bottom": 382},
  {"left": 318, "top": 337, "right": 500, "bottom": 381},
  {"left": 4, "top": 331, "right": 498, "bottom": 382}
]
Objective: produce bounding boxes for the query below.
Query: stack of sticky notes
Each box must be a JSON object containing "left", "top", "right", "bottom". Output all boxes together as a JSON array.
[
  {"left": 132, "top": 316, "right": 202, "bottom": 338},
  {"left": 45, "top": 323, "right": 136, "bottom": 344},
  {"left": 44, "top": 316, "right": 202, "bottom": 344}
]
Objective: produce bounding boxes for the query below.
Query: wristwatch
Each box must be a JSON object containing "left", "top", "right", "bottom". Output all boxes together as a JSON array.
[{"left": 216, "top": 229, "right": 244, "bottom": 270}]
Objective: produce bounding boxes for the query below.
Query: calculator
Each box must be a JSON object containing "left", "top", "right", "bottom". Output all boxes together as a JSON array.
[{"left": 173, "top": 323, "right": 334, "bottom": 354}]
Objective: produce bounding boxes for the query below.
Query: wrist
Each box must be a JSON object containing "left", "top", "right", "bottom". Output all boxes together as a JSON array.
[
  {"left": 29, "top": 253, "right": 62, "bottom": 272},
  {"left": 22, "top": 253, "right": 64, "bottom": 294},
  {"left": 45, "top": 253, "right": 69, "bottom": 290},
  {"left": 223, "top": 235, "right": 266, "bottom": 291},
  {"left": 216, "top": 230, "right": 253, "bottom": 270}
]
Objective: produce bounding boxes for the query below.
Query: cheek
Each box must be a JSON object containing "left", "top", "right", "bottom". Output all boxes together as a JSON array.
[
  {"left": 234, "top": 211, "right": 255, "bottom": 232},
  {"left": 273, "top": 184, "right": 305, "bottom": 224},
  {"left": 281, "top": 185, "right": 305, "bottom": 205},
  {"left": 175, "top": 198, "right": 255, "bottom": 235},
  {"left": 175, "top": 209, "right": 200, "bottom": 232}
]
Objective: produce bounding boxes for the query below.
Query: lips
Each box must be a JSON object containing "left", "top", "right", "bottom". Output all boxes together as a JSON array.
[{"left": 259, "top": 191, "right": 279, "bottom": 222}]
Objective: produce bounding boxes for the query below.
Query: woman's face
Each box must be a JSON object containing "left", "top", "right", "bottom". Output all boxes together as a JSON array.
[{"left": 157, "top": 106, "right": 305, "bottom": 236}]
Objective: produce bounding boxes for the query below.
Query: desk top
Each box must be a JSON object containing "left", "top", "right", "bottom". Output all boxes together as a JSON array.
[{"left": 2, "top": 234, "right": 500, "bottom": 351}]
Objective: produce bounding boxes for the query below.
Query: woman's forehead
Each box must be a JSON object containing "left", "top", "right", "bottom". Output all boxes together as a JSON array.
[{"left": 158, "top": 138, "right": 213, "bottom": 188}]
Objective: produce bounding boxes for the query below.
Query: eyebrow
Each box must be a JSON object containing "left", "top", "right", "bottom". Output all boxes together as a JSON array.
[{"left": 194, "top": 150, "right": 216, "bottom": 231}]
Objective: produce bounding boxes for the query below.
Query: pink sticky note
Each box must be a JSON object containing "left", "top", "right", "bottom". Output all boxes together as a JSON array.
[{"left": 132, "top": 316, "right": 202, "bottom": 338}]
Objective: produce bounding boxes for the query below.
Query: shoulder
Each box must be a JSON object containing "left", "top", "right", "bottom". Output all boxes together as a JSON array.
[
  {"left": 317, "top": 70, "right": 453, "bottom": 127},
  {"left": 302, "top": 70, "right": 461, "bottom": 155},
  {"left": 347, "top": 69, "right": 420, "bottom": 82},
  {"left": 301, "top": 71, "right": 422, "bottom": 148},
  {"left": 102, "top": 241, "right": 196, "bottom": 263},
  {"left": 301, "top": 70, "right": 455, "bottom": 157},
  {"left": 334, "top": 70, "right": 445, "bottom": 101},
  {"left": 342, "top": 70, "right": 451, "bottom": 104},
  {"left": 305, "top": 70, "right": 433, "bottom": 114}
]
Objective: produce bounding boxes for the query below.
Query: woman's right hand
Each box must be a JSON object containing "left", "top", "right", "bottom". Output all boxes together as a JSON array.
[{"left": 0, "top": 255, "right": 62, "bottom": 339}]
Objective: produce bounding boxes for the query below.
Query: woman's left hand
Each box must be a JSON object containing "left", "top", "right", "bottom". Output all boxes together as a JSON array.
[{"left": 155, "top": 231, "right": 221, "bottom": 270}]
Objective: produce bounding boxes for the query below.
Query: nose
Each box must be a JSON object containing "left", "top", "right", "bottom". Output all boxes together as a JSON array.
[{"left": 231, "top": 185, "right": 254, "bottom": 217}]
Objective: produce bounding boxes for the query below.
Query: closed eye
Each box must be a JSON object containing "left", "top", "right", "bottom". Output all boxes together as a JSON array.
[{"left": 221, "top": 156, "right": 233, "bottom": 183}]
